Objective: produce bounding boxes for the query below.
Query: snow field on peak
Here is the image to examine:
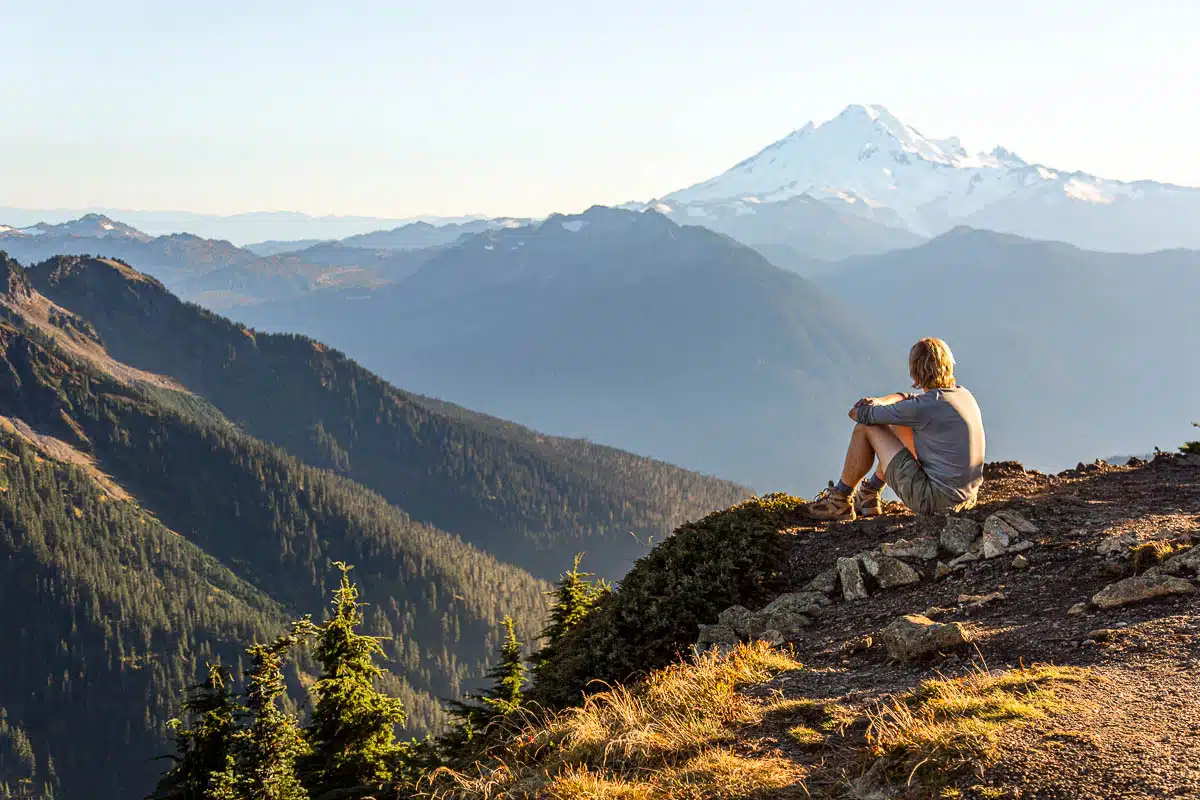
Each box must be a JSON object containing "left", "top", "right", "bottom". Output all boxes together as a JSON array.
[{"left": 663, "top": 104, "right": 1163, "bottom": 235}]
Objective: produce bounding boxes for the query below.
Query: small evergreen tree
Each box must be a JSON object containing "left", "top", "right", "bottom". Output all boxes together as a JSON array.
[
  {"left": 444, "top": 616, "right": 527, "bottom": 746},
  {"left": 301, "top": 563, "right": 405, "bottom": 798},
  {"left": 151, "top": 664, "right": 241, "bottom": 800},
  {"left": 239, "top": 624, "right": 313, "bottom": 800},
  {"left": 533, "top": 554, "right": 609, "bottom": 670},
  {"left": 488, "top": 616, "right": 525, "bottom": 714}
]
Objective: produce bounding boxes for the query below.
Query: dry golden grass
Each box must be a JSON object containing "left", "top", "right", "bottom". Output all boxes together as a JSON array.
[
  {"left": 1129, "top": 539, "right": 1186, "bottom": 573},
  {"left": 426, "top": 642, "right": 804, "bottom": 799},
  {"left": 865, "top": 664, "right": 1094, "bottom": 786},
  {"left": 426, "top": 653, "right": 1092, "bottom": 799}
]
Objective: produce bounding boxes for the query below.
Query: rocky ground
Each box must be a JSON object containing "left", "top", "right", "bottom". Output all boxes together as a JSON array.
[{"left": 704, "top": 453, "right": 1200, "bottom": 798}]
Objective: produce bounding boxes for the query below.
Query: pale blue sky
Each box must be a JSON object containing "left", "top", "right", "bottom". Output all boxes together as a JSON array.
[{"left": 2, "top": 0, "right": 1196, "bottom": 218}]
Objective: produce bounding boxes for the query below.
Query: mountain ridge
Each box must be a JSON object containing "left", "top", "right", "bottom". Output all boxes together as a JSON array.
[{"left": 24, "top": 252, "right": 751, "bottom": 580}]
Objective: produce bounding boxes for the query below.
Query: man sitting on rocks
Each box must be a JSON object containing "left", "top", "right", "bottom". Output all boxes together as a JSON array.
[{"left": 807, "top": 337, "right": 985, "bottom": 521}]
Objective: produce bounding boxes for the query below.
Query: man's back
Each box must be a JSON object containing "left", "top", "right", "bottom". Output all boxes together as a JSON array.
[{"left": 861, "top": 386, "right": 986, "bottom": 502}]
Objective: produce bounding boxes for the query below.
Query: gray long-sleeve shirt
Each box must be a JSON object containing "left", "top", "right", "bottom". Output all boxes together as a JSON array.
[{"left": 855, "top": 385, "right": 986, "bottom": 503}]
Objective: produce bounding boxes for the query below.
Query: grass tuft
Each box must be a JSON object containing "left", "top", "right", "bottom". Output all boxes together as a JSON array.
[
  {"left": 1129, "top": 540, "right": 1183, "bottom": 573},
  {"left": 426, "top": 642, "right": 803, "bottom": 799},
  {"left": 865, "top": 664, "right": 1093, "bottom": 787}
]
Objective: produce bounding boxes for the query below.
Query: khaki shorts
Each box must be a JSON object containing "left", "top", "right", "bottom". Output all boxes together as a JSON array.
[{"left": 885, "top": 449, "right": 974, "bottom": 516}]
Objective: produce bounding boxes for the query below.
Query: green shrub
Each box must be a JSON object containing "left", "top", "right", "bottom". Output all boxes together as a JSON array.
[{"left": 531, "top": 493, "right": 804, "bottom": 707}]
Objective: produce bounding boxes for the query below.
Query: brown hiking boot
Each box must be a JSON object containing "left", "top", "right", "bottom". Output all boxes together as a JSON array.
[
  {"left": 855, "top": 489, "right": 884, "bottom": 518},
  {"left": 806, "top": 482, "right": 856, "bottom": 521}
]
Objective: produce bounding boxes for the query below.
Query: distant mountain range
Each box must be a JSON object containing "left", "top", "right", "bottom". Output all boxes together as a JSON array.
[
  {"left": 0, "top": 207, "right": 486, "bottom": 245},
  {"left": 235, "top": 206, "right": 897, "bottom": 491},
  {"left": 656, "top": 103, "right": 1200, "bottom": 254},
  {"left": 0, "top": 214, "right": 536, "bottom": 308}
]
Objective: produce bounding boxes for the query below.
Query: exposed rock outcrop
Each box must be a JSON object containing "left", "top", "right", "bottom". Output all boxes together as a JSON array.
[
  {"left": 881, "top": 614, "right": 971, "bottom": 661},
  {"left": 1091, "top": 574, "right": 1197, "bottom": 609}
]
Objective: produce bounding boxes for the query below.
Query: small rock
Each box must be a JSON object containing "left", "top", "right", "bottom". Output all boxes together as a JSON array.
[
  {"left": 1067, "top": 602, "right": 1088, "bottom": 616},
  {"left": 1088, "top": 628, "right": 1118, "bottom": 641},
  {"left": 880, "top": 537, "right": 939, "bottom": 561},
  {"left": 1012, "top": 554, "right": 1029, "bottom": 569},
  {"left": 837, "top": 556, "right": 870, "bottom": 601},
  {"left": 979, "top": 520, "right": 1012, "bottom": 558},
  {"left": 1091, "top": 574, "right": 1197, "bottom": 609},
  {"left": 1008, "top": 540, "right": 1035, "bottom": 554},
  {"left": 860, "top": 554, "right": 922, "bottom": 589},
  {"left": 958, "top": 591, "right": 1005, "bottom": 607},
  {"left": 948, "top": 552, "right": 979, "bottom": 568},
  {"left": 940, "top": 517, "right": 982, "bottom": 555},
  {"left": 695, "top": 623, "right": 738, "bottom": 651},
  {"left": 934, "top": 561, "right": 952, "bottom": 579},
  {"left": 992, "top": 510, "right": 1038, "bottom": 535},
  {"left": 758, "top": 629, "right": 786, "bottom": 647},
  {"left": 1097, "top": 532, "right": 1139, "bottom": 556},
  {"left": 1161, "top": 546, "right": 1200, "bottom": 576},
  {"left": 802, "top": 567, "right": 840, "bottom": 595},
  {"left": 881, "top": 614, "right": 971, "bottom": 661},
  {"left": 840, "top": 635, "right": 873, "bottom": 656}
]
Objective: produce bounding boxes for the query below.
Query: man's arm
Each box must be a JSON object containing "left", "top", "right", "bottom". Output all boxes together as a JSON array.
[
  {"left": 853, "top": 394, "right": 925, "bottom": 426},
  {"left": 873, "top": 392, "right": 917, "bottom": 406}
]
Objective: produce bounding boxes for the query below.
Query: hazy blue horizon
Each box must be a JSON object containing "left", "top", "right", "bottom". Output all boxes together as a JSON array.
[{"left": 3, "top": 1, "right": 1197, "bottom": 219}]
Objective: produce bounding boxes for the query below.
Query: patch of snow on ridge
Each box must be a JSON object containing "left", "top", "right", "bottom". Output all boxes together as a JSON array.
[
  {"left": 1064, "top": 179, "right": 1115, "bottom": 204},
  {"left": 561, "top": 220, "right": 589, "bottom": 233}
]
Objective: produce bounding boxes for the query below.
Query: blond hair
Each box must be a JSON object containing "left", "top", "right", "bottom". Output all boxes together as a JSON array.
[{"left": 909, "top": 338, "right": 956, "bottom": 390}]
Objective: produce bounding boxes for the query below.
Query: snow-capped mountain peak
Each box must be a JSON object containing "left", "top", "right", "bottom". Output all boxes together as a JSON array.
[
  {"left": 0, "top": 214, "right": 152, "bottom": 242},
  {"left": 661, "top": 103, "right": 1200, "bottom": 239}
]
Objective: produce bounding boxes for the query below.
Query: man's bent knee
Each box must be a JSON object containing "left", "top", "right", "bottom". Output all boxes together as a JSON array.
[{"left": 863, "top": 425, "right": 906, "bottom": 473}]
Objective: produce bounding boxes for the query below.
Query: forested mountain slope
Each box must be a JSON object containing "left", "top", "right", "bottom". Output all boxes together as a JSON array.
[
  {"left": 26, "top": 254, "right": 750, "bottom": 580},
  {"left": 0, "top": 254, "right": 550, "bottom": 799}
]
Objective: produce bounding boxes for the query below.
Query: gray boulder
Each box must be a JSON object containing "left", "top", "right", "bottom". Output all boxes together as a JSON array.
[
  {"left": 761, "top": 591, "right": 831, "bottom": 617},
  {"left": 695, "top": 623, "right": 739, "bottom": 651},
  {"left": 717, "top": 605, "right": 755, "bottom": 639},
  {"left": 838, "top": 556, "right": 870, "bottom": 600},
  {"left": 991, "top": 510, "right": 1038, "bottom": 535},
  {"left": 880, "top": 537, "right": 939, "bottom": 561},
  {"left": 1161, "top": 546, "right": 1200, "bottom": 576},
  {"left": 881, "top": 614, "right": 971, "bottom": 661},
  {"left": 1096, "top": 532, "right": 1139, "bottom": 556},
  {"left": 979, "top": 525, "right": 1010, "bottom": 559},
  {"left": 948, "top": 552, "right": 979, "bottom": 568},
  {"left": 940, "top": 517, "right": 981, "bottom": 555},
  {"left": 749, "top": 592, "right": 828, "bottom": 639},
  {"left": 802, "top": 567, "right": 840, "bottom": 595},
  {"left": 1091, "top": 574, "right": 1197, "bottom": 609},
  {"left": 860, "top": 554, "right": 922, "bottom": 589}
]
